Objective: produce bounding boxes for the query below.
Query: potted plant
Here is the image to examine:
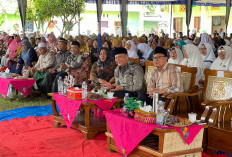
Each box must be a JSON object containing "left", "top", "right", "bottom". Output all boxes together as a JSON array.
[{"left": 123, "top": 97, "right": 142, "bottom": 118}]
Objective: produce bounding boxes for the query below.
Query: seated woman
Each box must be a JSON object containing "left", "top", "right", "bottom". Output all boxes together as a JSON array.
[
  {"left": 200, "top": 43, "right": 216, "bottom": 69},
  {"left": 181, "top": 44, "right": 204, "bottom": 86},
  {"left": 31, "top": 43, "right": 55, "bottom": 92},
  {"left": 89, "top": 47, "right": 117, "bottom": 90},
  {"left": 211, "top": 46, "right": 232, "bottom": 71},
  {"left": 168, "top": 47, "right": 183, "bottom": 64},
  {"left": 14, "top": 39, "right": 38, "bottom": 75},
  {"left": 125, "top": 40, "right": 138, "bottom": 59},
  {"left": 175, "top": 40, "right": 186, "bottom": 58}
]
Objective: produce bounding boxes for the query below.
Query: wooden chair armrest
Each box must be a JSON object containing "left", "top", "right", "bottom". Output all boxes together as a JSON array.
[
  {"left": 202, "top": 99, "right": 232, "bottom": 107},
  {"left": 164, "top": 88, "right": 203, "bottom": 99}
]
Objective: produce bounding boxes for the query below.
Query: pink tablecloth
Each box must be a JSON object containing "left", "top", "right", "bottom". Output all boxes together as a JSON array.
[
  {"left": 53, "top": 93, "right": 117, "bottom": 129},
  {"left": 104, "top": 109, "right": 204, "bottom": 156},
  {"left": 0, "top": 77, "right": 36, "bottom": 99}
]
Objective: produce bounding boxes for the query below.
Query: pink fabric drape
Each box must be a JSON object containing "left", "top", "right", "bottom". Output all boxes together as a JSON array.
[
  {"left": 105, "top": 109, "right": 204, "bottom": 156},
  {"left": 0, "top": 78, "right": 36, "bottom": 99},
  {"left": 53, "top": 93, "right": 117, "bottom": 129}
]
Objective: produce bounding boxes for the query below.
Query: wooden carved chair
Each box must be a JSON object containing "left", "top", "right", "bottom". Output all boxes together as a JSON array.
[
  {"left": 174, "top": 69, "right": 232, "bottom": 118},
  {"left": 145, "top": 61, "right": 198, "bottom": 117},
  {"left": 200, "top": 101, "right": 232, "bottom": 155}
]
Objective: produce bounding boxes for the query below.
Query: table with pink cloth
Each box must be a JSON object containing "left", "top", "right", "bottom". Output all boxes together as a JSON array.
[
  {"left": 104, "top": 109, "right": 204, "bottom": 156},
  {"left": 53, "top": 93, "right": 118, "bottom": 129},
  {"left": 0, "top": 77, "right": 36, "bottom": 99}
]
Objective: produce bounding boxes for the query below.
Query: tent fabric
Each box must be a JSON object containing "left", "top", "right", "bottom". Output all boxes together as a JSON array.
[
  {"left": 0, "top": 105, "right": 60, "bottom": 122},
  {"left": 186, "top": 0, "right": 194, "bottom": 37},
  {"left": 17, "top": 0, "right": 27, "bottom": 33},
  {"left": 225, "top": 0, "right": 231, "bottom": 33},
  {"left": 96, "top": 0, "right": 103, "bottom": 54},
  {"left": 86, "top": 0, "right": 232, "bottom": 6}
]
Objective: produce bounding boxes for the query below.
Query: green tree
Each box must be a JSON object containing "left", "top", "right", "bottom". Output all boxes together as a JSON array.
[
  {"left": 0, "top": 0, "right": 17, "bottom": 27},
  {"left": 26, "top": 0, "right": 55, "bottom": 33},
  {"left": 52, "top": 0, "right": 85, "bottom": 36},
  {"left": 26, "top": 0, "right": 85, "bottom": 36}
]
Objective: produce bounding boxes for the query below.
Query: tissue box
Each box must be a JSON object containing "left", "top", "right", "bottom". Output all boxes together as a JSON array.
[
  {"left": 67, "top": 87, "right": 82, "bottom": 100},
  {"left": 134, "top": 109, "right": 156, "bottom": 124}
]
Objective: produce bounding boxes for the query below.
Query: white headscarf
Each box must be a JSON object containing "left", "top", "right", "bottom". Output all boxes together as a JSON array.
[
  {"left": 198, "top": 33, "right": 215, "bottom": 50},
  {"left": 182, "top": 44, "right": 205, "bottom": 69},
  {"left": 224, "top": 39, "right": 231, "bottom": 46},
  {"left": 200, "top": 43, "right": 216, "bottom": 69},
  {"left": 182, "top": 44, "right": 205, "bottom": 86},
  {"left": 137, "top": 43, "right": 153, "bottom": 59},
  {"left": 211, "top": 46, "right": 232, "bottom": 71},
  {"left": 126, "top": 40, "right": 138, "bottom": 58},
  {"left": 168, "top": 47, "right": 183, "bottom": 64}
]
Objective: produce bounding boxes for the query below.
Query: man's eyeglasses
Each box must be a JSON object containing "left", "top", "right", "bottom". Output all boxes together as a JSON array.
[
  {"left": 218, "top": 50, "right": 226, "bottom": 53},
  {"left": 153, "top": 56, "right": 166, "bottom": 60}
]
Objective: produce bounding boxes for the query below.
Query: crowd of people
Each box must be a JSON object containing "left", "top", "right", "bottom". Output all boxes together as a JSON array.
[{"left": 0, "top": 30, "right": 231, "bottom": 101}]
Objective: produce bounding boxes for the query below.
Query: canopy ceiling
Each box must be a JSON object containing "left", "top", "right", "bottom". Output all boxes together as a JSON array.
[{"left": 85, "top": 0, "right": 231, "bottom": 6}]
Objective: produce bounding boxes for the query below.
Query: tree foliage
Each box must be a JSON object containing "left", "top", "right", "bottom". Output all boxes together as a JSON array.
[{"left": 26, "top": 0, "right": 85, "bottom": 35}]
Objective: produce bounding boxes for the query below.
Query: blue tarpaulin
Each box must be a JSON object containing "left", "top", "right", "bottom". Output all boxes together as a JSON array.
[{"left": 0, "top": 105, "right": 60, "bottom": 122}]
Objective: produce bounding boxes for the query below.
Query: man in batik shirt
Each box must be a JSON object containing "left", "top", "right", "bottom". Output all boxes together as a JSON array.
[{"left": 102, "top": 47, "right": 144, "bottom": 99}]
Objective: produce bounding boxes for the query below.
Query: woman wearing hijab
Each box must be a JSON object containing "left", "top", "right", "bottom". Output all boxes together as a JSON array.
[
  {"left": 181, "top": 44, "right": 205, "bottom": 86},
  {"left": 198, "top": 33, "right": 215, "bottom": 50},
  {"left": 13, "top": 39, "right": 38, "bottom": 75},
  {"left": 47, "top": 32, "right": 57, "bottom": 54},
  {"left": 200, "top": 43, "right": 216, "bottom": 69},
  {"left": 89, "top": 47, "right": 117, "bottom": 89},
  {"left": 8, "top": 35, "right": 21, "bottom": 59},
  {"left": 125, "top": 40, "right": 138, "bottom": 59},
  {"left": 168, "top": 47, "right": 183, "bottom": 64},
  {"left": 211, "top": 46, "right": 232, "bottom": 71},
  {"left": 176, "top": 40, "right": 186, "bottom": 57}
]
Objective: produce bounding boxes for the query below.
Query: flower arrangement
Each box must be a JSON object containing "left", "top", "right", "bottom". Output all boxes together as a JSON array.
[{"left": 122, "top": 97, "right": 142, "bottom": 118}]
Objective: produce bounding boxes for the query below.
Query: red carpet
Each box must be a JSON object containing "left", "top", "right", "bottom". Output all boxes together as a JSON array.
[{"left": 0, "top": 115, "right": 229, "bottom": 157}]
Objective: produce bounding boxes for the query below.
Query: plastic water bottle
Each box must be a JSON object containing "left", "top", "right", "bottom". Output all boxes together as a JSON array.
[
  {"left": 22, "top": 66, "right": 28, "bottom": 78},
  {"left": 82, "top": 81, "right": 87, "bottom": 100},
  {"left": 63, "top": 76, "right": 68, "bottom": 96},
  {"left": 156, "top": 100, "right": 164, "bottom": 126},
  {"left": 124, "top": 93, "right": 129, "bottom": 104},
  {"left": 58, "top": 76, "right": 64, "bottom": 95}
]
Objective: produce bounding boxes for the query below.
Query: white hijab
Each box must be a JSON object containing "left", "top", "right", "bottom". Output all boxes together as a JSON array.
[
  {"left": 211, "top": 46, "right": 232, "bottom": 71},
  {"left": 137, "top": 43, "right": 153, "bottom": 59},
  {"left": 182, "top": 44, "right": 205, "bottom": 69},
  {"left": 200, "top": 43, "right": 216, "bottom": 69},
  {"left": 198, "top": 33, "right": 215, "bottom": 50},
  {"left": 126, "top": 40, "right": 138, "bottom": 58},
  {"left": 182, "top": 44, "right": 205, "bottom": 86},
  {"left": 168, "top": 47, "right": 183, "bottom": 64}
]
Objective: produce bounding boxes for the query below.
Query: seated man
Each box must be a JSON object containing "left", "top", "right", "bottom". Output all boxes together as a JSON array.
[
  {"left": 147, "top": 47, "right": 183, "bottom": 101},
  {"left": 45, "top": 37, "right": 71, "bottom": 94},
  {"left": 31, "top": 43, "right": 55, "bottom": 91},
  {"left": 102, "top": 47, "right": 144, "bottom": 99},
  {"left": 52, "top": 41, "right": 85, "bottom": 91}
]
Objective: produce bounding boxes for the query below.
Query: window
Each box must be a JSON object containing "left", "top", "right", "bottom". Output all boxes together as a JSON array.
[
  {"left": 173, "top": 18, "right": 183, "bottom": 32},
  {"left": 194, "top": 17, "right": 201, "bottom": 33}
]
